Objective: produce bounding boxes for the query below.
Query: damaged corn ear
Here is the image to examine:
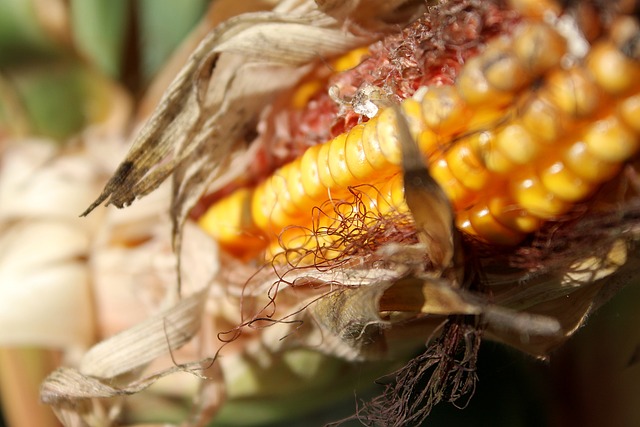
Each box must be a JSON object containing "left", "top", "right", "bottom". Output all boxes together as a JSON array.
[{"left": 199, "top": 16, "right": 640, "bottom": 256}]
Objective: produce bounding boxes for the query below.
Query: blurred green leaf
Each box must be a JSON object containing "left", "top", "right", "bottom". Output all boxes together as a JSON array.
[
  {"left": 70, "top": 0, "right": 129, "bottom": 78},
  {"left": 0, "top": 0, "right": 60, "bottom": 64},
  {"left": 138, "top": 0, "right": 209, "bottom": 82}
]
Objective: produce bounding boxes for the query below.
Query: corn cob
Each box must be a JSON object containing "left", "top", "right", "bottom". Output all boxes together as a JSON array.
[{"left": 199, "top": 14, "right": 640, "bottom": 260}]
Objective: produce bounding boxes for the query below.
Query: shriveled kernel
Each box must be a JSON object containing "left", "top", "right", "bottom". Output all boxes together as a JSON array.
[
  {"left": 587, "top": 41, "right": 640, "bottom": 95},
  {"left": 495, "top": 122, "right": 540, "bottom": 165},
  {"left": 513, "top": 22, "right": 566, "bottom": 75},
  {"left": 328, "top": 131, "right": 354, "bottom": 186},
  {"left": 564, "top": 140, "right": 621, "bottom": 182},
  {"left": 456, "top": 56, "right": 513, "bottom": 107},
  {"left": 520, "top": 96, "right": 563, "bottom": 142},
  {"left": 300, "top": 145, "right": 325, "bottom": 199},
  {"left": 468, "top": 204, "right": 525, "bottom": 245},
  {"left": 483, "top": 46, "right": 529, "bottom": 92},
  {"left": 543, "top": 68, "right": 601, "bottom": 118},
  {"left": 538, "top": 159, "right": 595, "bottom": 202},
  {"left": 419, "top": 85, "right": 471, "bottom": 135},
  {"left": 344, "top": 124, "right": 376, "bottom": 180},
  {"left": 512, "top": 175, "right": 571, "bottom": 219},
  {"left": 468, "top": 130, "right": 514, "bottom": 174},
  {"left": 445, "top": 140, "right": 491, "bottom": 191},
  {"left": 377, "top": 108, "right": 403, "bottom": 165},
  {"left": 488, "top": 196, "right": 541, "bottom": 234},
  {"left": 585, "top": 115, "right": 639, "bottom": 162}
]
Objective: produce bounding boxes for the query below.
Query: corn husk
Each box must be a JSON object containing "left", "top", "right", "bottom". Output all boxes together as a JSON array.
[{"left": 6, "top": 0, "right": 637, "bottom": 426}]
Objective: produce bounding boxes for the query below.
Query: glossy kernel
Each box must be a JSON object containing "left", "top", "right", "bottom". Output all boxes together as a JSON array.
[
  {"left": 300, "top": 145, "right": 325, "bottom": 199},
  {"left": 468, "top": 204, "right": 525, "bottom": 245},
  {"left": 328, "top": 132, "right": 354, "bottom": 186},
  {"left": 584, "top": 115, "right": 639, "bottom": 163},
  {"left": 538, "top": 159, "right": 595, "bottom": 202},
  {"left": 488, "top": 195, "right": 541, "bottom": 234},
  {"left": 362, "top": 116, "right": 393, "bottom": 170},
  {"left": 344, "top": 123, "right": 376, "bottom": 180},
  {"left": 564, "top": 140, "right": 621, "bottom": 182},
  {"left": 512, "top": 175, "right": 571, "bottom": 219},
  {"left": 495, "top": 122, "right": 541, "bottom": 165},
  {"left": 377, "top": 108, "right": 403, "bottom": 166},
  {"left": 587, "top": 41, "right": 640, "bottom": 95}
]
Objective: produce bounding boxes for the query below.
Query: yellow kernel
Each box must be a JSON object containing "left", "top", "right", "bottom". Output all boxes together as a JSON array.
[
  {"left": 417, "top": 129, "right": 441, "bottom": 159},
  {"left": 468, "top": 130, "right": 514, "bottom": 174},
  {"left": 520, "top": 96, "right": 563, "bottom": 143},
  {"left": 252, "top": 178, "right": 279, "bottom": 230},
  {"left": 328, "top": 132, "right": 354, "bottom": 187},
  {"left": 317, "top": 139, "right": 340, "bottom": 190},
  {"left": 375, "top": 173, "right": 407, "bottom": 215},
  {"left": 300, "top": 145, "right": 325, "bottom": 199},
  {"left": 618, "top": 93, "right": 640, "bottom": 133},
  {"left": 495, "top": 122, "right": 540, "bottom": 165},
  {"left": 512, "top": 174, "right": 571, "bottom": 219},
  {"left": 344, "top": 123, "right": 376, "bottom": 180},
  {"left": 445, "top": 140, "right": 491, "bottom": 191},
  {"left": 488, "top": 195, "right": 541, "bottom": 234},
  {"left": 584, "top": 115, "right": 639, "bottom": 162},
  {"left": 199, "top": 188, "right": 264, "bottom": 250},
  {"left": 513, "top": 22, "right": 566, "bottom": 75},
  {"left": 362, "top": 116, "right": 394, "bottom": 170},
  {"left": 465, "top": 106, "right": 508, "bottom": 130},
  {"left": 272, "top": 165, "right": 300, "bottom": 217},
  {"left": 401, "top": 98, "right": 427, "bottom": 140},
  {"left": 538, "top": 159, "right": 595, "bottom": 202},
  {"left": 377, "top": 108, "right": 402, "bottom": 166},
  {"left": 507, "top": 0, "right": 562, "bottom": 20},
  {"left": 419, "top": 85, "right": 471, "bottom": 135},
  {"left": 483, "top": 46, "right": 529, "bottom": 92},
  {"left": 587, "top": 41, "right": 640, "bottom": 95},
  {"left": 544, "top": 68, "right": 601, "bottom": 118},
  {"left": 456, "top": 55, "right": 513, "bottom": 107},
  {"left": 455, "top": 211, "right": 476, "bottom": 239},
  {"left": 286, "top": 158, "right": 316, "bottom": 212},
  {"left": 291, "top": 80, "right": 323, "bottom": 109},
  {"left": 564, "top": 140, "right": 621, "bottom": 182},
  {"left": 468, "top": 204, "right": 525, "bottom": 246},
  {"left": 333, "top": 46, "right": 370, "bottom": 72},
  {"left": 429, "top": 157, "right": 477, "bottom": 210}
]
